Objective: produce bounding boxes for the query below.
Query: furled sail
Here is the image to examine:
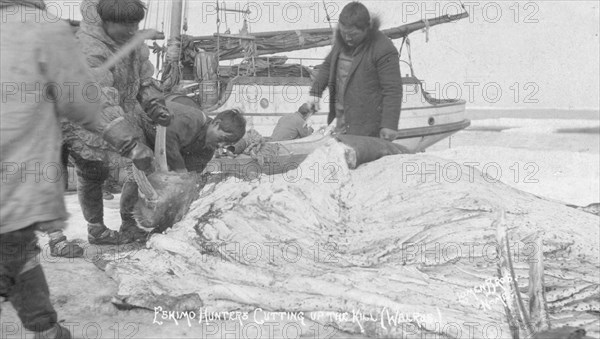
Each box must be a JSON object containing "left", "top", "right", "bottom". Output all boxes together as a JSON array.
[{"left": 190, "top": 12, "right": 469, "bottom": 60}]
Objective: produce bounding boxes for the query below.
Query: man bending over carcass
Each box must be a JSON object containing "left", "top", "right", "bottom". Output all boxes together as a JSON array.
[{"left": 117, "top": 107, "right": 246, "bottom": 232}]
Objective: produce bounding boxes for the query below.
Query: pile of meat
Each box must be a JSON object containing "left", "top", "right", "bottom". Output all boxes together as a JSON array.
[{"left": 104, "top": 140, "right": 599, "bottom": 338}]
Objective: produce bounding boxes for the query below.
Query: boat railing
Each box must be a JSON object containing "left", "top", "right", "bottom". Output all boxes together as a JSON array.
[
  {"left": 226, "top": 55, "right": 420, "bottom": 79},
  {"left": 224, "top": 55, "right": 326, "bottom": 78}
]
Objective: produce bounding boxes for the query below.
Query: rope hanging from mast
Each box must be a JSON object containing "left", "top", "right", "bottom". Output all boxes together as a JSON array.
[
  {"left": 157, "top": 0, "right": 168, "bottom": 76},
  {"left": 421, "top": 18, "right": 430, "bottom": 43},
  {"left": 161, "top": 0, "right": 166, "bottom": 34},
  {"left": 404, "top": 37, "right": 416, "bottom": 78},
  {"left": 216, "top": 1, "right": 221, "bottom": 69},
  {"left": 142, "top": 0, "right": 167, "bottom": 77},
  {"left": 178, "top": 0, "right": 188, "bottom": 83},
  {"left": 160, "top": 0, "right": 185, "bottom": 92},
  {"left": 182, "top": 0, "right": 189, "bottom": 33},
  {"left": 322, "top": 0, "right": 332, "bottom": 29},
  {"left": 238, "top": 1, "right": 256, "bottom": 76}
]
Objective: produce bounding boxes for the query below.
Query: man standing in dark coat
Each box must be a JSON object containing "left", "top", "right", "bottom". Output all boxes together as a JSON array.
[{"left": 307, "top": 1, "right": 402, "bottom": 140}]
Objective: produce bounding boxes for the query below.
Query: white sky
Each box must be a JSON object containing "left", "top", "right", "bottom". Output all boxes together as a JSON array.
[{"left": 45, "top": 0, "right": 600, "bottom": 110}]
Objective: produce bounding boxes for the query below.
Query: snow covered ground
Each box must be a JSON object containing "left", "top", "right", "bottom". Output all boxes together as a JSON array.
[
  {"left": 429, "top": 118, "right": 600, "bottom": 206},
  {"left": 2, "top": 117, "right": 598, "bottom": 338}
]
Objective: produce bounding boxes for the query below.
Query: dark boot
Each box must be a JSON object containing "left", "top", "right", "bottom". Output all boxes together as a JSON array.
[
  {"left": 119, "top": 181, "right": 148, "bottom": 242},
  {"left": 119, "top": 221, "right": 148, "bottom": 243},
  {"left": 33, "top": 324, "right": 72, "bottom": 339},
  {"left": 87, "top": 223, "right": 133, "bottom": 245},
  {"left": 54, "top": 325, "right": 72, "bottom": 339},
  {"left": 48, "top": 236, "right": 84, "bottom": 258}
]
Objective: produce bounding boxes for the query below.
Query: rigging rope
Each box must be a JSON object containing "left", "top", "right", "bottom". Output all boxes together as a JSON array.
[
  {"left": 421, "top": 18, "right": 430, "bottom": 43},
  {"left": 165, "top": 40, "right": 181, "bottom": 63},
  {"left": 216, "top": 1, "right": 221, "bottom": 71},
  {"left": 183, "top": 0, "right": 189, "bottom": 32},
  {"left": 175, "top": 0, "right": 186, "bottom": 89},
  {"left": 161, "top": 0, "right": 166, "bottom": 33},
  {"left": 223, "top": 2, "right": 229, "bottom": 33},
  {"left": 322, "top": 0, "right": 332, "bottom": 29},
  {"left": 246, "top": 0, "right": 251, "bottom": 33},
  {"left": 241, "top": 1, "right": 255, "bottom": 76},
  {"left": 164, "top": 1, "right": 172, "bottom": 41},
  {"left": 399, "top": 36, "right": 406, "bottom": 61},
  {"left": 405, "top": 37, "right": 416, "bottom": 77}
]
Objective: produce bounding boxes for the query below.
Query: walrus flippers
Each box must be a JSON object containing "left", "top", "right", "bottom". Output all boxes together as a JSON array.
[
  {"left": 336, "top": 135, "right": 412, "bottom": 169},
  {"left": 134, "top": 170, "right": 199, "bottom": 233},
  {"left": 133, "top": 126, "right": 199, "bottom": 232}
]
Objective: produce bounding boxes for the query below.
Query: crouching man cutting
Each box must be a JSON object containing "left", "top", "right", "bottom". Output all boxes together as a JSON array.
[{"left": 118, "top": 106, "right": 247, "bottom": 234}]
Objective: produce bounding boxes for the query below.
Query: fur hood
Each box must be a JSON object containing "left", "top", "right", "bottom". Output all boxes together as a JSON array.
[
  {"left": 334, "top": 14, "right": 382, "bottom": 48},
  {"left": 78, "top": 0, "right": 119, "bottom": 49}
]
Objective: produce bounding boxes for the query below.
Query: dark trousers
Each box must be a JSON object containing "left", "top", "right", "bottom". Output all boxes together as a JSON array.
[
  {"left": 120, "top": 180, "right": 139, "bottom": 227},
  {"left": 0, "top": 225, "right": 57, "bottom": 332},
  {"left": 69, "top": 153, "right": 109, "bottom": 225},
  {"left": 64, "top": 143, "right": 137, "bottom": 228},
  {"left": 61, "top": 143, "right": 70, "bottom": 190}
]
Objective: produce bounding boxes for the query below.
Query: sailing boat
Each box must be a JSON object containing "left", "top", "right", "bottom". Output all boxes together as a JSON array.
[
  {"left": 64, "top": 1, "right": 469, "bottom": 175},
  {"left": 155, "top": 1, "right": 470, "bottom": 163}
]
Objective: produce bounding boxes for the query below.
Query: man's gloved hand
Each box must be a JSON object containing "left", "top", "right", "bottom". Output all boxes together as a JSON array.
[
  {"left": 147, "top": 98, "right": 172, "bottom": 127},
  {"left": 137, "top": 79, "right": 172, "bottom": 126},
  {"left": 103, "top": 118, "right": 156, "bottom": 172},
  {"left": 379, "top": 127, "right": 397, "bottom": 141},
  {"left": 129, "top": 143, "right": 155, "bottom": 172}
]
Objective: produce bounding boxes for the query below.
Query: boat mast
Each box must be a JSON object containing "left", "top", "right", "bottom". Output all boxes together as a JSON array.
[{"left": 169, "top": 0, "right": 184, "bottom": 40}]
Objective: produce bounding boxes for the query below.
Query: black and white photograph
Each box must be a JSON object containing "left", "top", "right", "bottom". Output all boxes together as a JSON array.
[{"left": 1, "top": 0, "right": 598, "bottom": 338}]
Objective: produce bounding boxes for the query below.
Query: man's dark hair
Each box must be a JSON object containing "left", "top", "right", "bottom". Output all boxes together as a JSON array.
[
  {"left": 298, "top": 103, "right": 313, "bottom": 117},
  {"left": 215, "top": 109, "right": 247, "bottom": 143},
  {"left": 97, "top": 0, "right": 146, "bottom": 24},
  {"left": 339, "top": 2, "right": 371, "bottom": 30}
]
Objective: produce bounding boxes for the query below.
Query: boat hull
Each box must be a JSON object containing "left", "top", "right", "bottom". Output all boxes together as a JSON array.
[
  {"left": 204, "top": 118, "right": 469, "bottom": 178},
  {"left": 190, "top": 75, "right": 470, "bottom": 176},
  {"left": 202, "top": 75, "right": 468, "bottom": 141}
]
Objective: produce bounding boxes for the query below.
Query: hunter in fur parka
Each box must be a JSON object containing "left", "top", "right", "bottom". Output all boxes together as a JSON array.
[{"left": 309, "top": 5, "right": 402, "bottom": 138}]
